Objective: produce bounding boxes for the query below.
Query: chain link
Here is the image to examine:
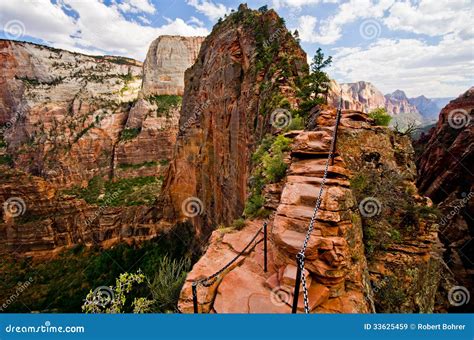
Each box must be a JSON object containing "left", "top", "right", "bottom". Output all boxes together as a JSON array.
[
  {"left": 192, "top": 222, "right": 266, "bottom": 304},
  {"left": 298, "top": 100, "right": 343, "bottom": 313}
]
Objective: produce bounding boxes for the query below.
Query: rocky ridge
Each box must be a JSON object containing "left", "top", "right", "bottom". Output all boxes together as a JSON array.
[
  {"left": 416, "top": 87, "right": 473, "bottom": 311},
  {"left": 179, "top": 108, "right": 444, "bottom": 313},
  {"left": 329, "top": 80, "right": 447, "bottom": 125},
  {"left": 0, "top": 36, "right": 203, "bottom": 257},
  {"left": 158, "top": 5, "right": 308, "bottom": 236}
]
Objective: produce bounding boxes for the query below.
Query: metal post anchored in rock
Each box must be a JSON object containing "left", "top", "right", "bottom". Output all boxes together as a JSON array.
[
  {"left": 291, "top": 253, "right": 303, "bottom": 313},
  {"left": 263, "top": 221, "right": 268, "bottom": 273},
  {"left": 192, "top": 282, "right": 198, "bottom": 313}
]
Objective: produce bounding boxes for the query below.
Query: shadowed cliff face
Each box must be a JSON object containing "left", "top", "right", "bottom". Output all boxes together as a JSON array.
[
  {"left": 159, "top": 5, "right": 307, "bottom": 236},
  {"left": 416, "top": 87, "right": 473, "bottom": 312}
]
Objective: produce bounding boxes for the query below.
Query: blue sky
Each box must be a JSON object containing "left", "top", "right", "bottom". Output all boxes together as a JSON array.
[{"left": 0, "top": 0, "right": 472, "bottom": 97}]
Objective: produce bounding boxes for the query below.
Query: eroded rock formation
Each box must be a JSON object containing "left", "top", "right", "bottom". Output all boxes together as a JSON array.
[
  {"left": 159, "top": 5, "right": 307, "bottom": 235},
  {"left": 142, "top": 36, "right": 204, "bottom": 96},
  {"left": 416, "top": 87, "right": 473, "bottom": 311},
  {"left": 0, "top": 36, "right": 202, "bottom": 257},
  {"left": 179, "top": 108, "right": 444, "bottom": 313}
]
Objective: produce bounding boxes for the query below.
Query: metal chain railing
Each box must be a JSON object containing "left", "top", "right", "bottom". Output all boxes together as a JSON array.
[
  {"left": 192, "top": 221, "right": 268, "bottom": 313},
  {"left": 292, "top": 95, "right": 343, "bottom": 313}
]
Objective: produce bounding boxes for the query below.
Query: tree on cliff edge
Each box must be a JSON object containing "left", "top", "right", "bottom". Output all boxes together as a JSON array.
[{"left": 298, "top": 48, "right": 333, "bottom": 115}]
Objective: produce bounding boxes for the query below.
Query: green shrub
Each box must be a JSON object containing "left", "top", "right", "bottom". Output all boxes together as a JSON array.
[
  {"left": 120, "top": 128, "right": 141, "bottom": 141},
  {"left": 369, "top": 108, "right": 392, "bottom": 126},
  {"left": 262, "top": 152, "right": 287, "bottom": 183},
  {"left": 0, "top": 154, "right": 13, "bottom": 166},
  {"left": 231, "top": 218, "right": 246, "bottom": 230},
  {"left": 286, "top": 114, "right": 305, "bottom": 130},
  {"left": 147, "top": 95, "right": 182, "bottom": 116},
  {"left": 244, "top": 194, "right": 266, "bottom": 217},
  {"left": 148, "top": 256, "right": 191, "bottom": 312},
  {"left": 62, "top": 176, "right": 161, "bottom": 206},
  {"left": 118, "top": 161, "right": 157, "bottom": 170},
  {"left": 245, "top": 134, "right": 292, "bottom": 218}
]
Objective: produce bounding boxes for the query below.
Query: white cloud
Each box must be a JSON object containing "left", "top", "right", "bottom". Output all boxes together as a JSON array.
[
  {"left": 272, "top": 0, "right": 337, "bottom": 9},
  {"left": 296, "top": 15, "right": 341, "bottom": 44},
  {"left": 384, "top": 0, "right": 473, "bottom": 37},
  {"left": 116, "top": 0, "right": 156, "bottom": 14},
  {"left": 293, "top": 0, "right": 394, "bottom": 44},
  {"left": 186, "top": 0, "right": 230, "bottom": 21},
  {"left": 330, "top": 36, "right": 474, "bottom": 97},
  {"left": 0, "top": 0, "right": 208, "bottom": 61}
]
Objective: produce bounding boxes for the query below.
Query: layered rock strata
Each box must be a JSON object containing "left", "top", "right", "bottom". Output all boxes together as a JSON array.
[
  {"left": 159, "top": 5, "right": 308, "bottom": 236},
  {"left": 416, "top": 87, "right": 473, "bottom": 311},
  {"left": 179, "top": 108, "right": 446, "bottom": 313}
]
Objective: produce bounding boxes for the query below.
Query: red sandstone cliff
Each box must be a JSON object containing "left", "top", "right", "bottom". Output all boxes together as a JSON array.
[
  {"left": 416, "top": 87, "right": 473, "bottom": 311},
  {"left": 159, "top": 5, "right": 307, "bottom": 236}
]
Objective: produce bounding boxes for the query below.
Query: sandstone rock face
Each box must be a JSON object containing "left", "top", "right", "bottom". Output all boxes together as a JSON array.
[
  {"left": 142, "top": 36, "right": 204, "bottom": 96},
  {"left": 0, "top": 37, "right": 200, "bottom": 257},
  {"left": 0, "top": 166, "right": 171, "bottom": 259},
  {"left": 0, "top": 38, "right": 191, "bottom": 187},
  {"left": 416, "top": 87, "right": 473, "bottom": 312},
  {"left": 0, "top": 40, "right": 143, "bottom": 185},
  {"left": 329, "top": 81, "right": 423, "bottom": 123},
  {"left": 159, "top": 6, "right": 307, "bottom": 235},
  {"left": 179, "top": 108, "right": 447, "bottom": 313}
]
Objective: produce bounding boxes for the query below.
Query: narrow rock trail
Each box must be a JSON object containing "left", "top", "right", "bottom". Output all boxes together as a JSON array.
[{"left": 179, "top": 109, "right": 373, "bottom": 313}]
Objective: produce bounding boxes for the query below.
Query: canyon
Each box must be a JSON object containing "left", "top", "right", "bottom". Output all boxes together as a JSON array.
[
  {"left": 0, "top": 4, "right": 471, "bottom": 315},
  {"left": 329, "top": 80, "right": 452, "bottom": 125}
]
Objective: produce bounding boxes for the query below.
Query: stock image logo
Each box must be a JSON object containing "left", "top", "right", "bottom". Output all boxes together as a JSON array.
[
  {"left": 359, "top": 19, "right": 381, "bottom": 40},
  {"left": 181, "top": 197, "right": 204, "bottom": 218},
  {"left": 91, "top": 286, "right": 115, "bottom": 308},
  {"left": 448, "top": 109, "right": 471, "bottom": 129},
  {"left": 4, "top": 20, "right": 26, "bottom": 40},
  {"left": 448, "top": 286, "right": 470, "bottom": 307},
  {"left": 3, "top": 197, "right": 27, "bottom": 218},
  {"left": 270, "top": 286, "right": 292, "bottom": 307},
  {"left": 358, "top": 197, "right": 382, "bottom": 217},
  {"left": 270, "top": 108, "right": 292, "bottom": 129}
]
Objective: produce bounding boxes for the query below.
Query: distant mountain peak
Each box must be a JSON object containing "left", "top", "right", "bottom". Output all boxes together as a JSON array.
[{"left": 388, "top": 89, "right": 408, "bottom": 100}]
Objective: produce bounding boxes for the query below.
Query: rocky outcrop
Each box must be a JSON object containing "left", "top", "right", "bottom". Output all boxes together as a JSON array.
[
  {"left": 0, "top": 36, "right": 202, "bottom": 257},
  {"left": 179, "top": 107, "right": 445, "bottom": 313},
  {"left": 141, "top": 36, "right": 204, "bottom": 96},
  {"left": 416, "top": 87, "right": 473, "bottom": 311},
  {"left": 329, "top": 81, "right": 385, "bottom": 112},
  {"left": 0, "top": 39, "right": 143, "bottom": 186},
  {"left": 0, "top": 166, "right": 171, "bottom": 259},
  {"left": 329, "top": 81, "right": 425, "bottom": 124},
  {"left": 0, "top": 38, "right": 195, "bottom": 186},
  {"left": 159, "top": 5, "right": 307, "bottom": 236},
  {"left": 409, "top": 95, "right": 442, "bottom": 123}
]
